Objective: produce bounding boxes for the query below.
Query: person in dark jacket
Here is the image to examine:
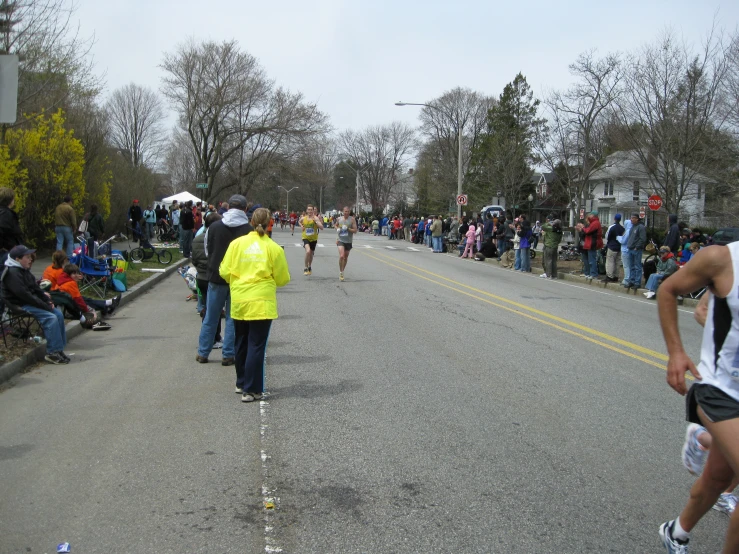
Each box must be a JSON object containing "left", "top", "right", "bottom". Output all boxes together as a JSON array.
[
  {"left": 663, "top": 214, "right": 680, "bottom": 254},
  {"left": 87, "top": 204, "right": 105, "bottom": 245},
  {"left": 602, "top": 213, "right": 625, "bottom": 282},
  {"left": 179, "top": 201, "right": 195, "bottom": 258},
  {"left": 195, "top": 195, "right": 253, "bottom": 365},
  {"left": 1, "top": 245, "right": 68, "bottom": 364},
  {"left": 191, "top": 212, "right": 223, "bottom": 349},
  {"left": 625, "top": 213, "right": 647, "bottom": 290},
  {"left": 128, "top": 199, "right": 143, "bottom": 242},
  {"left": 495, "top": 215, "right": 507, "bottom": 260},
  {"left": 0, "top": 187, "right": 23, "bottom": 264}
]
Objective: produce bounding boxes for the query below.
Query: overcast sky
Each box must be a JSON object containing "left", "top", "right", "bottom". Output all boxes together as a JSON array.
[{"left": 77, "top": 0, "right": 737, "bottom": 134}]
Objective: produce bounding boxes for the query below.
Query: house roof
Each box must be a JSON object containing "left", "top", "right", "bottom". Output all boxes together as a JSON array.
[{"left": 590, "top": 150, "right": 715, "bottom": 184}]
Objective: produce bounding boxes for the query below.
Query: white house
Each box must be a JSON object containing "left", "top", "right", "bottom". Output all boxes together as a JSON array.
[{"left": 586, "top": 150, "right": 706, "bottom": 226}]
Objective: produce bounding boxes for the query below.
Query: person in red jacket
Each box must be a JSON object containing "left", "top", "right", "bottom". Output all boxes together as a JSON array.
[
  {"left": 56, "top": 264, "right": 120, "bottom": 323},
  {"left": 577, "top": 212, "right": 603, "bottom": 281}
]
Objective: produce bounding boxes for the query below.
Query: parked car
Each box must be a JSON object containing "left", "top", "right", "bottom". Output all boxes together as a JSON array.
[{"left": 710, "top": 228, "right": 739, "bottom": 246}]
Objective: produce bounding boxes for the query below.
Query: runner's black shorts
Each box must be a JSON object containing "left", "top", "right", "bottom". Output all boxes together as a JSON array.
[
  {"left": 303, "top": 239, "right": 317, "bottom": 251},
  {"left": 686, "top": 383, "right": 739, "bottom": 424},
  {"left": 336, "top": 241, "right": 352, "bottom": 251}
]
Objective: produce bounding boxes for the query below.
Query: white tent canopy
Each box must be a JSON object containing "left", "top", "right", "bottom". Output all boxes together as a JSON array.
[{"left": 160, "top": 191, "right": 202, "bottom": 209}]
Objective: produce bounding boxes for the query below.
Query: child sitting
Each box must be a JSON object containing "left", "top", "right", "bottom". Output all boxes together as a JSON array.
[{"left": 56, "top": 263, "right": 120, "bottom": 328}]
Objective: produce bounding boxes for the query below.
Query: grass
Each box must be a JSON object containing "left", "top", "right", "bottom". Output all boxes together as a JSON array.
[{"left": 111, "top": 247, "right": 183, "bottom": 292}]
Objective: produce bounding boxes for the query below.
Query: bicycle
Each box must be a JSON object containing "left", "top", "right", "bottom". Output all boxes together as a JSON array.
[{"left": 124, "top": 227, "right": 173, "bottom": 265}]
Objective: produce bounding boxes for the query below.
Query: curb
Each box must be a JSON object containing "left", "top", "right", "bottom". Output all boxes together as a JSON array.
[
  {"left": 0, "top": 258, "right": 189, "bottom": 385},
  {"left": 444, "top": 249, "right": 699, "bottom": 308}
]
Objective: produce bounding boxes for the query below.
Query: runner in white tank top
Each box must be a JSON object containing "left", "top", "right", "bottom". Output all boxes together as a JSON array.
[
  {"left": 335, "top": 206, "right": 357, "bottom": 282},
  {"left": 657, "top": 242, "right": 739, "bottom": 551}
]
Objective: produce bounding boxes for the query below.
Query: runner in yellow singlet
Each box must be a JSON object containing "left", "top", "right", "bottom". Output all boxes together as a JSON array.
[{"left": 300, "top": 204, "right": 323, "bottom": 275}]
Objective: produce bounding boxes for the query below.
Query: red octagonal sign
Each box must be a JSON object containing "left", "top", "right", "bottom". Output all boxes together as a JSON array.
[{"left": 648, "top": 194, "right": 663, "bottom": 211}]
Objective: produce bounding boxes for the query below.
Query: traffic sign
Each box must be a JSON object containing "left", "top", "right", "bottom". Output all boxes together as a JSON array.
[
  {"left": 456, "top": 194, "right": 468, "bottom": 206},
  {"left": 648, "top": 194, "right": 663, "bottom": 211},
  {"left": 579, "top": 209, "right": 585, "bottom": 220},
  {"left": 639, "top": 206, "right": 646, "bottom": 219},
  {"left": 196, "top": 182, "right": 208, "bottom": 189}
]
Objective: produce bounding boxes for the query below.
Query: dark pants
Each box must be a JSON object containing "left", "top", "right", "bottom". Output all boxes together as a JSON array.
[
  {"left": 234, "top": 319, "right": 272, "bottom": 394},
  {"left": 196, "top": 278, "right": 221, "bottom": 343},
  {"left": 180, "top": 229, "right": 194, "bottom": 258},
  {"left": 543, "top": 246, "right": 558, "bottom": 278}
]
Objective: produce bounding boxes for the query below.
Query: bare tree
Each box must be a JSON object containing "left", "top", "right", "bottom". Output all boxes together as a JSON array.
[
  {"left": 162, "top": 127, "right": 199, "bottom": 194},
  {"left": 106, "top": 83, "right": 166, "bottom": 167},
  {"left": 416, "top": 87, "right": 495, "bottom": 206},
  {"left": 160, "top": 39, "right": 327, "bottom": 202},
  {"left": 0, "top": 0, "right": 100, "bottom": 126},
  {"left": 339, "top": 122, "right": 417, "bottom": 213},
  {"left": 539, "top": 51, "right": 622, "bottom": 223},
  {"left": 614, "top": 28, "right": 733, "bottom": 217}
]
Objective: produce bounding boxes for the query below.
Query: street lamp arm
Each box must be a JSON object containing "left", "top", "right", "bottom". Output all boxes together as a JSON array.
[{"left": 395, "top": 101, "right": 433, "bottom": 108}]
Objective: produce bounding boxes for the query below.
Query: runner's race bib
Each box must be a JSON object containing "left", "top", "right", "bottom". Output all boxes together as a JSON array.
[
  {"left": 339, "top": 225, "right": 348, "bottom": 237},
  {"left": 306, "top": 228, "right": 315, "bottom": 236}
]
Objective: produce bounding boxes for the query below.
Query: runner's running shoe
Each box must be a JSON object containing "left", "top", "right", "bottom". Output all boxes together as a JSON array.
[
  {"left": 713, "top": 492, "right": 737, "bottom": 515},
  {"left": 658, "top": 521, "right": 689, "bottom": 553},
  {"left": 682, "top": 423, "right": 707, "bottom": 476}
]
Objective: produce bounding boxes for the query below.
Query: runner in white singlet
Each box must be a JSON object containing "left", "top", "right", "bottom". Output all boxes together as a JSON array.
[
  {"left": 657, "top": 242, "right": 739, "bottom": 552},
  {"left": 335, "top": 206, "right": 357, "bottom": 281}
]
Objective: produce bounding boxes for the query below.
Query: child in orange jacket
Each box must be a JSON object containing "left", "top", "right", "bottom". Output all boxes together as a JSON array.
[{"left": 56, "top": 264, "right": 120, "bottom": 317}]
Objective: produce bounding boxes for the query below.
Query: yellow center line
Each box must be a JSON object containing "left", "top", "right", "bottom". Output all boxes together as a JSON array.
[{"left": 359, "top": 250, "right": 682, "bottom": 374}]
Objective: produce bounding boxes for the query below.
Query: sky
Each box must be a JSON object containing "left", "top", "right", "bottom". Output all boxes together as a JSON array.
[{"left": 76, "top": 0, "right": 738, "bottom": 134}]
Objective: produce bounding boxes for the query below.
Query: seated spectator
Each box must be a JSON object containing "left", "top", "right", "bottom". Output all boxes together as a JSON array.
[
  {"left": 42, "top": 250, "right": 69, "bottom": 288},
  {"left": 1, "top": 245, "right": 70, "bottom": 364},
  {"left": 644, "top": 246, "right": 678, "bottom": 299},
  {"left": 55, "top": 263, "right": 120, "bottom": 322}
]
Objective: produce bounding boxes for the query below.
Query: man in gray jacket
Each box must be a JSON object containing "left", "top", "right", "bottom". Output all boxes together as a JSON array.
[
  {"left": 625, "top": 213, "right": 647, "bottom": 290},
  {"left": 195, "top": 195, "right": 252, "bottom": 366}
]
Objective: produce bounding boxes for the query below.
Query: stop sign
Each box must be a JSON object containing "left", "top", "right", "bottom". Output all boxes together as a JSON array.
[{"left": 648, "top": 195, "right": 663, "bottom": 211}]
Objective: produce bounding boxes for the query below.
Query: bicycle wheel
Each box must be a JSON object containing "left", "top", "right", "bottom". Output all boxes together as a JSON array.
[
  {"left": 157, "top": 250, "right": 173, "bottom": 265},
  {"left": 529, "top": 249, "right": 536, "bottom": 259},
  {"left": 130, "top": 247, "right": 145, "bottom": 262}
]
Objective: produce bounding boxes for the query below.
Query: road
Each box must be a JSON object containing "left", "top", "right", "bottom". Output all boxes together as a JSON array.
[{"left": 0, "top": 226, "right": 727, "bottom": 553}]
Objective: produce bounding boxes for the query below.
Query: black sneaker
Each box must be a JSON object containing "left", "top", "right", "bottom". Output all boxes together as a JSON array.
[
  {"left": 92, "top": 321, "right": 112, "bottom": 331},
  {"left": 44, "top": 352, "right": 68, "bottom": 365},
  {"left": 112, "top": 293, "right": 122, "bottom": 308},
  {"left": 59, "top": 351, "right": 71, "bottom": 363}
]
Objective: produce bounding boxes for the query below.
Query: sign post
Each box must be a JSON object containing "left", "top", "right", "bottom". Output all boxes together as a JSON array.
[{"left": 196, "top": 182, "right": 208, "bottom": 203}]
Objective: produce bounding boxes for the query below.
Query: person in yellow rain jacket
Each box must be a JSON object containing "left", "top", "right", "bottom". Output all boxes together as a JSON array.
[{"left": 219, "top": 207, "right": 290, "bottom": 403}]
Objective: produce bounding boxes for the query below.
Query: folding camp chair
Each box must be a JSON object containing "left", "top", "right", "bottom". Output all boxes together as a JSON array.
[
  {"left": 0, "top": 299, "right": 44, "bottom": 348},
  {"left": 70, "top": 252, "right": 112, "bottom": 299}
]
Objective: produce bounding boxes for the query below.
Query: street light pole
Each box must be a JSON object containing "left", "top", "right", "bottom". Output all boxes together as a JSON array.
[
  {"left": 278, "top": 186, "right": 298, "bottom": 217},
  {"left": 396, "top": 101, "right": 464, "bottom": 219}
]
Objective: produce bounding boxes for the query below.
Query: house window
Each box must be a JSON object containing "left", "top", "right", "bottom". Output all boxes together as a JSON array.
[
  {"left": 633, "top": 181, "right": 640, "bottom": 202},
  {"left": 603, "top": 179, "right": 614, "bottom": 197}
]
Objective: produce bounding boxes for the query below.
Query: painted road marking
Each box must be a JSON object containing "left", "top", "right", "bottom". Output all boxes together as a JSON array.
[{"left": 360, "top": 250, "right": 677, "bottom": 372}]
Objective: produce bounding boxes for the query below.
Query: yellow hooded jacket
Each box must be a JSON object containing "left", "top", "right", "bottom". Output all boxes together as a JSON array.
[{"left": 219, "top": 231, "right": 291, "bottom": 320}]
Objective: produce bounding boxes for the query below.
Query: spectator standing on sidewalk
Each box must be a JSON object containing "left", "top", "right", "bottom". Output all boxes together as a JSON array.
[
  {"left": 0, "top": 187, "right": 23, "bottom": 265},
  {"left": 602, "top": 213, "right": 624, "bottom": 283},
  {"left": 127, "top": 199, "right": 143, "bottom": 242},
  {"left": 518, "top": 215, "right": 532, "bottom": 272},
  {"left": 430, "top": 215, "right": 443, "bottom": 253},
  {"left": 531, "top": 220, "right": 542, "bottom": 250},
  {"left": 624, "top": 213, "right": 646, "bottom": 290},
  {"left": 87, "top": 204, "right": 105, "bottom": 248},
  {"left": 191, "top": 211, "right": 224, "bottom": 349},
  {"left": 617, "top": 216, "right": 633, "bottom": 286},
  {"left": 143, "top": 203, "right": 157, "bottom": 241},
  {"left": 1, "top": 245, "right": 69, "bottom": 364},
  {"left": 54, "top": 196, "right": 76, "bottom": 258},
  {"left": 540, "top": 215, "right": 563, "bottom": 279},
  {"left": 179, "top": 201, "right": 195, "bottom": 258},
  {"left": 195, "top": 195, "right": 252, "bottom": 366},
  {"left": 578, "top": 211, "right": 603, "bottom": 281},
  {"left": 663, "top": 213, "right": 681, "bottom": 255},
  {"left": 220, "top": 207, "right": 290, "bottom": 403}
]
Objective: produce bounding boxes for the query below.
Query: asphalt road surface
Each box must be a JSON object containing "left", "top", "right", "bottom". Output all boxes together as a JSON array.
[{"left": 0, "top": 226, "right": 728, "bottom": 553}]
